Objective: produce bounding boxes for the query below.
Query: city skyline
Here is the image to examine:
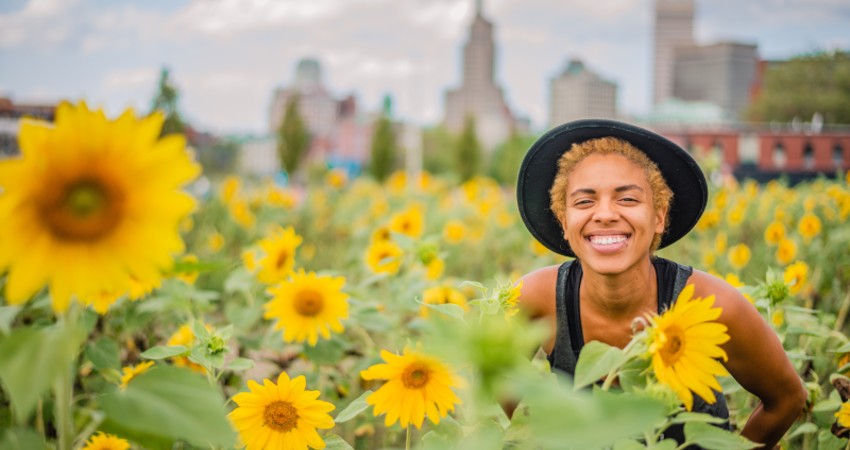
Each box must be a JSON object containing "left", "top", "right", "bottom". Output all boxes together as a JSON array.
[{"left": 1, "top": 0, "right": 848, "bottom": 135}]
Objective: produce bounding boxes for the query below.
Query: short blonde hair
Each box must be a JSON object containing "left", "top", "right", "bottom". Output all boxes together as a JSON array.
[{"left": 548, "top": 137, "right": 673, "bottom": 252}]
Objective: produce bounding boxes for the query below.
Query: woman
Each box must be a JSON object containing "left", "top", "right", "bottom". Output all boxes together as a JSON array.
[{"left": 514, "top": 120, "right": 806, "bottom": 448}]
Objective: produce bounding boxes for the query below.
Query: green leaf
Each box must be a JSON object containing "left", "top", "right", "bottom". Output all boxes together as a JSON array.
[
  {"left": 0, "top": 306, "right": 22, "bottom": 335},
  {"left": 0, "top": 321, "right": 87, "bottom": 422},
  {"left": 226, "top": 357, "right": 255, "bottom": 371},
  {"left": 573, "top": 341, "right": 627, "bottom": 390},
  {"left": 812, "top": 397, "right": 842, "bottom": 412},
  {"left": 832, "top": 341, "right": 850, "bottom": 353},
  {"left": 100, "top": 365, "right": 235, "bottom": 448},
  {"left": 85, "top": 338, "right": 120, "bottom": 371},
  {"left": 416, "top": 300, "right": 466, "bottom": 320},
  {"left": 303, "top": 337, "right": 348, "bottom": 366},
  {"left": 334, "top": 390, "right": 373, "bottom": 423},
  {"left": 683, "top": 422, "right": 759, "bottom": 449},
  {"left": 670, "top": 411, "right": 728, "bottom": 425},
  {"left": 612, "top": 439, "right": 647, "bottom": 450},
  {"left": 654, "top": 439, "right": 678, "bottom": 450},
  {"left": 323, "top": 435, "right": 355, "bottom": 450},
  {"left": 141, "top": 345, "right": 188, "bottom": 360},
  {"left": 0, "top": 427, "right": 50, "bottom": 450},
  {"left": 787, "top": 422, "right": 819, "bottom": 439}
]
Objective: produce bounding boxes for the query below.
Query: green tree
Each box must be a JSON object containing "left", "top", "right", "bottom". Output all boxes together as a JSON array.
[
  {"left": 277, "top": 95, "right": 310, "bottom": 179},
  {"left": 489, "top": 131, "right": 536, "bottom": 185},
  {"left": 422, "top": 125, "right": 457, "bottom": 176},
  {"left": 150, "top": 67, "right": 185, "bottom": 136},
  {"left": 368, "top": 97, "right": 398, "bottom": 181},
  {"left": 746, "top": 50, "right": 850, "bottom": 124},
  {"left": 455, "top": 115, "right": 482, "bottom": 182}
]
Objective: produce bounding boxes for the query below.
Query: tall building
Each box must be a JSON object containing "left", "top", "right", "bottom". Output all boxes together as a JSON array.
[
  {"left": 549, "top": 59, "right": 618, "bottom": 128},
  {"left": 443, "top": 0, "right": 517, "bottom": 150},
  {"left": 652, "top": 0, "right": 695, "bottom": 106},
  {"left": 672, "top": 42, "right": 759, "bottom": 118}
]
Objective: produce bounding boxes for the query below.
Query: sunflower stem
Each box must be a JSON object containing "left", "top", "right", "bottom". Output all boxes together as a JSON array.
[
  {"left": 405, "top": 425, "right": 411, "bottom": 450},
  {"left": 54, "top": 353, "right": 74, "bottom": 450},
  {"left": 833, "top": 291, "right": 850, "bottom": 333}
]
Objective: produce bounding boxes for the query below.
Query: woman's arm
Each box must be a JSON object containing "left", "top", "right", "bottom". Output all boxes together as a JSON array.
[{"left": 693, "top": 272, "right": 807, "bottom": 448}]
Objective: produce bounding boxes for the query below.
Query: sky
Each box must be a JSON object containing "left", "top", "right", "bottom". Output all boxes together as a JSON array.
[{"left": 1, "top": 0, "right": 849, "bottom": 135}]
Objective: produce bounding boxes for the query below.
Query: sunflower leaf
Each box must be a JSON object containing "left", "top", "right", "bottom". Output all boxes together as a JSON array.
[
  {"left": 226, "top": 357, "right": 254, "bottom": 371},
  {"left": 573, "top": 341, "right": 627, "bottom": 390},
  {"left": 85, "top": 338, "right": 121, "bottom": 370},
  {"left": 141, "top": 345, "right": 188, "bottom": 360},
  {"left": 335, "top": 390, "right": 374, "bottom": 423},
  {"left": 323, "top": 435, "right": 355, "bottom": 450},
  {"left": 682, "top": 422, "right": 759, "bottom": 449},
  {"left": 416, "top": 299, "right": 466, "bottom": 320}
]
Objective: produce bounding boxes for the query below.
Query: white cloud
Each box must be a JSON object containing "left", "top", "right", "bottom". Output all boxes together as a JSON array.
[
  {"left": 0, "top": 0, "right": 79, "bottom": 48},
  {"left": 103, "top": 68, "right": 159, "bottom": 90}
]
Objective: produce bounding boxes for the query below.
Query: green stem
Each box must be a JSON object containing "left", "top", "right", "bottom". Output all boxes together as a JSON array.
[
  {"left": 54, "top": 359, "right": 73, "bottom": 450},
  {"left": 405, "top": 425, "right": 411, "bottom": 450},
  {"left": 834, "top": 291, "right": 850, "bottom": 333}
]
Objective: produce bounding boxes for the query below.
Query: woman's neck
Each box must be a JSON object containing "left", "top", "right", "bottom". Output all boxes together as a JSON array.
[{"left": 579, "top": 258, "right": 657, "bottom": 319}]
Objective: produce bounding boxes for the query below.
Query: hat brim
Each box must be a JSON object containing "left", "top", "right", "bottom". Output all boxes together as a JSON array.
[{"left": 517, "top": 119, "right": 707, "bottom": 257}]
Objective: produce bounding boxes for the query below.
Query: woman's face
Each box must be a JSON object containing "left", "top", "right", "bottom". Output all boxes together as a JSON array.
[{"left": 561, "top": 153, "right": 666, "bottom": 275}]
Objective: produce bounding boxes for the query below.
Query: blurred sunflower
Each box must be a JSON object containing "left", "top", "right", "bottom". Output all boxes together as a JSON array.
[
  {"left": 207, "top": 231, "right": 225, "bottom": 252},
  {"left": 120, "top": 361, "right": 155, "bottom": 389},
  {"left": 836, "top": 401, "right": 850, "bottom": 428},
  {"left": 714, "top": 232, "right": 728, "bottom": 253},
  {"left": 389, "top": 205, "right": 424, "bottom": 238},
  {"left": 174, "top": 254, "right": 199, "bottom": 285},
  {"left": 229, "top": 200, "right": 256, "bottom": 230},
  {"left": 727, "top": 243, "right": 751, "bottom": 270},
  {"left": 220, "top": 175, "right": 241, "bottom": 204},
  {"left": 250, "top": 225, "right": 303, "bottom": 284},
  {"left": 764, "top": 221, "right": 785, "bottom": 245},
  {"left": 370, "top": 225, "right": 392, "bottom": 244},
  {"left": 723, "top": 273, "right": 753, "bottom": 304},
  {"left": 442, "top": 220, "right": 467, "bottom": 244},
  {"left": 797, "top": 213, "right": 822, "bottom": 241},
  {"left": 645, "top": 284, "right": 730, "bottom": 411},
  {"left": 325, "top": 168, "right": 348, "bottom": 188},
  {"left": 365, "top": 240, "right": 404, "bottom": 275},
  {"left": 360, "top": 348, "right": 463, "bottom": 429},
  {"left": 81, "top": 432, "right": 130, "bottom": 450},
  {"left": 420, "top": 286, "right": 468, "bottom": 318},
  {"left": 80, "top": 275, "right": 161, "bottom": 314},
  {"left": 264, "top": 270, "right": 349, "bottom": 346},
  {"left": 775, "top": 238, "right": 797, "bottom": 265},
  {"left": 783, "top": 261, "right": 809, "bottom": 295},
  {"left": 167, "top": 324, "right": 206, "bottom": 374},
  {"left": 695, "top": 209, "right": 720, "bottom": 231},
  {"left": 0, "top": 101, "right": 199, "bottom": 313},
  {"left": 228, "top": 372, "right": 335, "bottom": 450}
]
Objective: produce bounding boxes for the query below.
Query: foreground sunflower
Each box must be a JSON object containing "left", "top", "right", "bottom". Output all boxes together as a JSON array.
[
  {"left": 360, "top": 348, "right": 462, "bottom": 429},
  {"left": 229, "top": 372, "right": 335, "bottom": 450},
  {"left": 264, "top": 270, "right": 349, "bottom": 346},
  {"left": 0, "top": 101, "right": 199, "bottom": 313},
  {"left": 645, "top": 284, "right": 730, "bottom": 411},
  {"left": 81, "top": 432, "right": 130, "bottom": 450}
]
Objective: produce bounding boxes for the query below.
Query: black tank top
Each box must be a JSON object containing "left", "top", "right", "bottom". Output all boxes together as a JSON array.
[{"left": 547, "top": 257, "right": 731, "bottom": 446}]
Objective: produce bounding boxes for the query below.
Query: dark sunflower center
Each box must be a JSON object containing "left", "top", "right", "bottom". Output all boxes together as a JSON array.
[
  {"left": 660, "top": 327, "right": 685, "bottom": 365},
  {"left": 275, "top": 250, "right": 290, "bottom": 269},
  {"left": 263, "top": 400, "right": 298, "bottom": 433},
  {"left": 41, "top": 177, "right": 124, "bottom": 241},
  {"left": 294, "top": 289, "right": 324, "bottom": 316},
  {"left": 401, "top": 363, "right": 430, "bottom": 389}
]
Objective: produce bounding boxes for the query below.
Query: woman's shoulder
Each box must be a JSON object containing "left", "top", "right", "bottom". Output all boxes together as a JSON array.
[
  {"left": 685, "top": 269, "right": 754, "bottom": 320},
  {"left": 517, "top": 264, "right": 563, "bottom": 319}
]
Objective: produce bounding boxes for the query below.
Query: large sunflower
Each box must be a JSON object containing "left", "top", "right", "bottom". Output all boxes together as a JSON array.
[
  {"left": 264, "top": 270, "right": 349, "bottom": 346},
  {"left": 81, "top": 432, "right": 131, "bottom": 450},
  {"left": 252, "top": 225, "right": 303, "bottom": 284},
  {"left": 0, "top": 101, "right": 199, "bottom": 313},
  {"left": 360, "top": 348, "right": 462, "bottom": 429},
  {"left": 228, "top": 372, "right": 335, "bottom": 450},
  {"left": 646, "top": 284, "right": 730, "bottom": 411}
]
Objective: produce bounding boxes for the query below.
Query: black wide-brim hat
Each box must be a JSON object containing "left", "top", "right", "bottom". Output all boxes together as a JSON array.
[{"left": 517, "top": 119, "right": 707, "bottom": 257}]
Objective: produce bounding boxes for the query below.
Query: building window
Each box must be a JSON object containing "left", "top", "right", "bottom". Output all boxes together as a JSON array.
[
  {"left": 803, "top": 143, "right": 814, "bottom": 171},
  {"left": 772, "top": 142, "right": 786, "bottom": 169},
  {"left": 835, "top": 144, "right": 846, "bottom": 170}
]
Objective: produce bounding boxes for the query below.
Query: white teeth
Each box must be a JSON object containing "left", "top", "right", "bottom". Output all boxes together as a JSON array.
[{"left": 590, "top": 235, "right": 627, "bottom": 245}]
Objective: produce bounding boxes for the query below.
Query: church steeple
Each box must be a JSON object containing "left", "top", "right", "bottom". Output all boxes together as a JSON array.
[{"left": 475, "top": 0, "right": 482, "bottom": 16}]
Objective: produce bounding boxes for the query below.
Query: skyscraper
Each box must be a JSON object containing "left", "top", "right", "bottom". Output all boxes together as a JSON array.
[
  {"left": 443, "top": 0, "right": 516, "bottom": 150},
  {"left": 549, "top": 59, "right": 618, "bottom": 128},
  {"left": 652, "top": 0, "right": 695, "bottom": 106}
]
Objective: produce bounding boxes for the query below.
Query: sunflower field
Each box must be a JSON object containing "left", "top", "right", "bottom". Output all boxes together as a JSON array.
[{"left": 2, "top": 103, "right": 850, "bottom": 450}]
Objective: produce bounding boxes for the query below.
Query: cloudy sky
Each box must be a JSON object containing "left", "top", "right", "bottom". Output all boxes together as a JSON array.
[{"left": 1, "top": 0, "right": 848, "bottom": 135}]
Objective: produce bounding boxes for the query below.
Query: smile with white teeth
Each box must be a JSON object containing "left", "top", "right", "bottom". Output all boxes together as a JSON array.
[{"left": 588, "top": 235, "right": 628, "bottom": 245}]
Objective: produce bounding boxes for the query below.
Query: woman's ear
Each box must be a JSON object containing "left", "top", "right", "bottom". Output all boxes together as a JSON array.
[{"left": 654, "top": 206, "right": 668, "bottom": 235}]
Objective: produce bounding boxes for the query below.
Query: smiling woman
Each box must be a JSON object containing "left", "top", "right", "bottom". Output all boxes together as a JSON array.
[{"left": 513, "top": 119, "right": 807, "bottom": 449}]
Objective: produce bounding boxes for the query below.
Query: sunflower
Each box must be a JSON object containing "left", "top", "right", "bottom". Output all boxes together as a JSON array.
[
  {"left": 167, "top": 324, "right": 206, "bottom": 374},
  {"left": 389, "top": 205, "right": 424, "bottom": 238},
  {"left": 723, "top": 273, "right": 753, "bottom": 304},
  {"left": 783, "top": 261, "right": 809, "bottom": 295},
  {"left": 228, "top": 372, "right": 335, "bottom": 450},
  {"left": 645, "top": 284, "right": 730, "bottom": 411},
  {"left": 81, "top": 432, "right": 131, "bottom": 450},
  {"left": 119, "top": 361, "right": 155, "bottom": 389},
  {"left": 775, "top": 238, "right": 797, "bottom": 265},
  {"left": 764, "top": 221, "right": 785, "bottom": 245},
  {"left": 714, "top": 232, "right": 728, "bottom": 253},
  {"left": 442, "top": 220, "right": 467, "bottom": 244},
  {"left": 229, "top": 200, "right": 256, "bottom": 230},
  {"left": 220, "top": 175, "right": 241, "bottom": 204},
  {"left": 420, "top": 286, "right": 468, "bottom": 318},
  {"left": 727, "top": 243, "right": 751, "bottom": 270},
  {"left": 836, "top": 401, "right": 850, "bottom": 428},
  {"left": 325, "top": 168, "right": 348, "bottom": 188},
  {"left": 80, "top": 274, "right": 161, "bottom": 314},
  {"left": 174, "top": 254, "right": 199, "bottom": 285},
  {"left": 360, "top": 348, "right": 463, "bottom": 429},
  {"left": 251, "top": 226, "right": 303, "bottom": 284},
  {"left": 0, "top": 101, "right": 199, "bottom": 313},
  {"left": 264, "top": 270, "right": 349, "bottom": 346},
  {"left": 797, "top": 213, "right": 822, "bottom": 241},
  {"left": 207, "top": 231, "right": 225, "bottom": 252},
  {"left": 365, "top": 240, "right": 404, "bottom": 275}
]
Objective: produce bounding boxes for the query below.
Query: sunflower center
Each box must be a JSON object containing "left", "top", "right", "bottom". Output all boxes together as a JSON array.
[
  {"left": 659, "top": 326, "right": 685, "bottom": 365},
  {"left": 41, "top": 178, "right": 124, "bottom": 241},
  {"left": 401, "top": 363, "right": 430, "bottom": 389},
  {"left": 294, "top": 289, "right": 324, "bottom": 316},
  {"left": 263, "top": 400, "right": 299, "bottom": 433},
  {"left": 275, "top": 250, "right": 290, "bottom": 269}
]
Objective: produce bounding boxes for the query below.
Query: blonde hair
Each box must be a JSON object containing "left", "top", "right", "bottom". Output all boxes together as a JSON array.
[{"left": 548, "top": 137, "right": 673, "bottom": 252}]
